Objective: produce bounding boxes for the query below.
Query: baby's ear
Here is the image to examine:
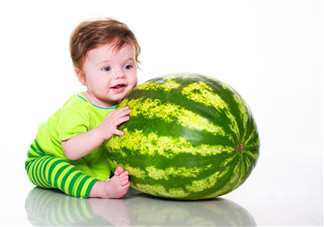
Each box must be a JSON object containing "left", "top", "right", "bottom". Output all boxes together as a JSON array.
[{"left": 75, "top": 67, "right": 86, "bottom": 86}]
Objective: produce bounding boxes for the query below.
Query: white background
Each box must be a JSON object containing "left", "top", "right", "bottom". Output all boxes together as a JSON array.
[{"left": 0, "top": 0, "right": 322, "bottom": 226}]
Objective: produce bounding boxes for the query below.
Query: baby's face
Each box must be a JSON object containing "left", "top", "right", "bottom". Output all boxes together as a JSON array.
[{"left": 79, "top": 43, "right": 137, "bottom": 107}]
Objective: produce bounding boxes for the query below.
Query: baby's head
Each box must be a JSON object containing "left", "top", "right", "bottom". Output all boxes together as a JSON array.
[
  {"left": 69, "top": 18, "right": 141, "bottom": 107},
  {"left": 69, "top": 18, "right": 140, "bottom": 73}
]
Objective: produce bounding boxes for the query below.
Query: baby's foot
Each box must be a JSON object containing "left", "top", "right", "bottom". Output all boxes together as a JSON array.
[
  {"left": 89, "top": 167, "right": 130, "bottom": 199},
  {"left": 103, "top": 167, "right": 130, "bottom": 198}
]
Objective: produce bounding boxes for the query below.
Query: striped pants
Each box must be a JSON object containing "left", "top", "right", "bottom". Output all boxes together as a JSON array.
[{"left": 25, "top": 141, "right": 98, "bottom": 198}]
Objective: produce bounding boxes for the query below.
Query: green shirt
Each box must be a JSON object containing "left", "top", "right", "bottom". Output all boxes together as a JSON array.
[{"left": 35, "top": 93, "right": 117, "bottom": 181}]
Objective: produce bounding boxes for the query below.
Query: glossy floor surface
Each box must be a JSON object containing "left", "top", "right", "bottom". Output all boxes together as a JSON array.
[
  {"left": 24, "top": 188, "right": 256, "bottom": 226},
  {"left": 1, "top": 155, "right": 322, "bottom": 227}
]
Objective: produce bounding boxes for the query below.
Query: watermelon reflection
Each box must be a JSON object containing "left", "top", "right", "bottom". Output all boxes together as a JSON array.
[{"left": 25, "top": 187, "right": 256, "bottom": 226}]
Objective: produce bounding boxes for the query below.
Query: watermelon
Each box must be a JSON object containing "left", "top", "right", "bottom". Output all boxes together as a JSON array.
[{"left": 105, "top": 73, "right": 259, "bottom": 200}]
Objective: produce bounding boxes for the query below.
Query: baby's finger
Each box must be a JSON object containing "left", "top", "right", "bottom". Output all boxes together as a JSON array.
[
  {"left": 118, "top": 107, "right": 131, "bottom": 115},
  {"left": 118, "top": 106, "right": 129, "bottom": 111},
  {"left": 106, "top": 107, "right": 130, "bottom": 118},
  {"left": 114, "top": 116, "right": 130, "bottom": 126},
  {"left": 113, "top": 106, "right": 129, "bottom": 115},
  {"left": 113, "top": 129, "right": 125, "bottom": 136}
]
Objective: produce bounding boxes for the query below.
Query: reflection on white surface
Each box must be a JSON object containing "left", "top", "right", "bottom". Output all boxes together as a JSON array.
[{"left": 25, "top": 187, "right": 256, "bottom": 226}]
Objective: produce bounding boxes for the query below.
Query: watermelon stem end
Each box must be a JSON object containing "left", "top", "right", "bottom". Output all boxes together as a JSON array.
[{"left": 238, "top": 143, "right": 244, "bottom": 154}]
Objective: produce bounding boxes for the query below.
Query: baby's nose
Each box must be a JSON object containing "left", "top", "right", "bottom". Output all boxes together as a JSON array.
[{"left": 115, "top": 70, "right": 126, "bottom": 79}]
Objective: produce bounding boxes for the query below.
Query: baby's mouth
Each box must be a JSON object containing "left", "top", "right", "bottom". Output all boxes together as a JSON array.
[
  {"left": 111, "top": 83, "right": 127, "bottom": 92},
  {"left": 112, "top": 84, "right": 126, "bottom": 89}
]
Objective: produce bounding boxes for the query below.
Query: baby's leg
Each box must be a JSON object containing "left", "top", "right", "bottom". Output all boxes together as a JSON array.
[
  {"left": 89, "top": 167, "right": 130, "bottom": 199},
  {"left": 26, "top": 156, "right": 98, "bottom": 198}
]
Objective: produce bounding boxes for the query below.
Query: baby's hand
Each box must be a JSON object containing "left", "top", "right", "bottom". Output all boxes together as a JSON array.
[{"left": 97, "top": 107, "right": 131, "bottom": 140}]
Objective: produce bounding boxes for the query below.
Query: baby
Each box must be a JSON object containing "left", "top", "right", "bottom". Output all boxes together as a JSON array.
[{"left": 25, "top": 18, "right": 141, "bottom": 198}]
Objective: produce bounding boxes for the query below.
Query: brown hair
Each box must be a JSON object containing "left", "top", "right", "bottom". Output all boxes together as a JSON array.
[{"left": 69, "top": 18, "right": 141, "bottom": 70}]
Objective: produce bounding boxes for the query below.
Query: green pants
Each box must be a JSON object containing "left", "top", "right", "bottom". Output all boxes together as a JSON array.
[{"left": 25, "top": 140, "right": 98, "bottom": 198}]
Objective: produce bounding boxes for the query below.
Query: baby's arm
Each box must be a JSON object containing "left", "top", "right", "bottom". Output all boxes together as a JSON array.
[{"left": 62, "top": 106, "right": 131, "bottom": 160}]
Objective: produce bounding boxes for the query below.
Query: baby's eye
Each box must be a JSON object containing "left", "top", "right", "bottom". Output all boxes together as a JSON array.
[
  {"left": 124, "top": 65, "right": 133, "bottom": 70},
  {"left": 102, "top": 66, "right": 111, "bottom": 72}
]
